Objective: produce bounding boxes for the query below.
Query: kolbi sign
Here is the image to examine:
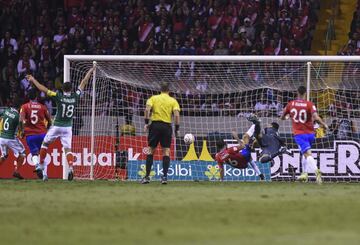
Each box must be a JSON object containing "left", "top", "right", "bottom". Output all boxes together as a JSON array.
[{"left": 127, "top": 161, "right": 271, "bottom": 181}]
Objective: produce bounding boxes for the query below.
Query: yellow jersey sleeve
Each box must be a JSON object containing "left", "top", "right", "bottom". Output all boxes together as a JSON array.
[
  {"left": 146, "top": 96, "right": 154, "bottom": 107},
  {"left": 173, "top": 99, "right": 180, "bottom": 112},
  {"left": 47, "top": 90, "right": 57, "bottom": 97}
]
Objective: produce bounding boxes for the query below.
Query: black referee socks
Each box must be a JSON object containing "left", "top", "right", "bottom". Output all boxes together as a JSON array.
[
  {"left": 163, "top": 156, "right": 170, "bottom": 177},
  {"left": 146, "top": 155, "right": 170, "bottom": 178},
  {"left": 145, "top": 155, "right": 154, "bottom": 177}
]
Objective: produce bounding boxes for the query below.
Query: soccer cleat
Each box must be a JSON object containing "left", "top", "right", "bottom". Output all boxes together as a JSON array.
[
  {"left": 246, "top": 113, "right": 260, "bottom": 124},
  {"left": 43, "top": 175, "right": 48, "bottom": 182},
  {"left": 34, "top": 169, "right": 43, "bottom": 179},
  {"left": 34, "top": 164, "right": 44, "bottom": 179},
  {"left": 297, "top": 172, "right": 308, "bottom": 182},
  {"left": 315, "top": 169, "right": 322, "bottom": 185},
  {"left": 13, "top": 172, "right": 24, "bottom": 180},
  {"left": 259, "top": 174, "right": 265, "bottom": 180},
  {"left": 161, "top": 176, "right": 168, "bottom": 185},
  {"left": 141, "top": 176, "right": 150, "bottom": 184},
  {"left": 279, "top": 147, "right": 289, "bottom": 154},
  {"left": 68, "top": 169, "right": 74, "bottom": 181}
]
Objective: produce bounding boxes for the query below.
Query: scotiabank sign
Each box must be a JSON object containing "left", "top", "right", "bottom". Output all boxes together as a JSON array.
[{"left": 0, "top": 136, "right": 174, "bottom": 179}]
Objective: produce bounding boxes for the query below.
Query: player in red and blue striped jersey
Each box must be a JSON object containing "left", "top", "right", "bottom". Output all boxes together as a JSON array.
[
  {"left": 281, "top": 86, "right": 328, "bottom": 184},
  {"left": 20, "top": 89, "right": 51, "bottom": 181}
]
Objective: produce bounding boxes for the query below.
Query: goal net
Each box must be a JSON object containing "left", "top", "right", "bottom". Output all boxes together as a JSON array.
[{"left": 65, "top": 56, "right": 360, "bottom": 182}]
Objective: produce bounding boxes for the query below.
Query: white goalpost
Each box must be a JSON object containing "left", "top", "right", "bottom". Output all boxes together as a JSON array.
[{"left": 63, "top": 55, "right": 360, "bottom": 182}]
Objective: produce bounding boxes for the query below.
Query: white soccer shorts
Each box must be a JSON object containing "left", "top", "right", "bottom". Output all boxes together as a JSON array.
[
  {"left": 246, "top": 124, "right": 255, "bottom": 138},
  {"left": 0, "top": 137, "right": 26, "bottom": 158},
  {"left": 44, "top": 126, "right": 72, "bottom": 149}
]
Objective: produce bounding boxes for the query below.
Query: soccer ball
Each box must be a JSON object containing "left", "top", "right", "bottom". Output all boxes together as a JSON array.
[{"left": 184, "top": 133, "right": 195, "bottom": 144}]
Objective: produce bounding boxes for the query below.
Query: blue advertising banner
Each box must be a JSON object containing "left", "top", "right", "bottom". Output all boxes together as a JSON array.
[{"left": 127, "top": 161, "right": 271, "bottom": 181}]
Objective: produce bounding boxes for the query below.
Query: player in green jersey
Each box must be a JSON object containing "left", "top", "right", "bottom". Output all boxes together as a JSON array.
[
  {"left": 0, "top": 100, "right": 26, "bottom": 179},
  {"left": 26, "top": 65, "right": 95, "bottom": 181}
]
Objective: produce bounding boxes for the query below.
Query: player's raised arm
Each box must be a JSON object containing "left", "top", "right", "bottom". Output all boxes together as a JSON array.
[
  {"left": 19, "top": 105, "right": 26, "bottom": 124},
  {"left": 26, "top": 75, "right": 49, "bottom": 94},
  {"left": 78, "top": 66, "right": 96, "bottom": 91},
  {"left": 44, "top": 107, "right": 52, "bottom": 129}
]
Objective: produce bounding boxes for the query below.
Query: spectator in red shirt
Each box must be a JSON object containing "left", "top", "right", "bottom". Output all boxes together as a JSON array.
[
  {"left": 264, "top": 39, "right": 276, "bottom": 55},
  {"left": 205, "top": 30, "right": 216, "bottom": 50},
  {"left": 229, "top": 32, "right": 245, "bottom": 55},
  {"left": 208, "top": 9, "right": 223, "bottom": 31},
  {"left": 138, "top": 14, "right": 154, "bottom": 43},
  {"left": 67, "top": 7, "right": 83, "bottom": 28},
  {"left": 291, "top": 17, "right": 306, "bottom": 43},
  {"left": 173, "top": 8, "right": 186, "bottom": 35},
  {"left": 288, "top": 39, "right": 302, "bottom": 55},
  {"left": 64, "top": 0, "right": 85, "bottom": 10},
  {"left": 196, "top": 41, "right": 212, "bottom": 55}
]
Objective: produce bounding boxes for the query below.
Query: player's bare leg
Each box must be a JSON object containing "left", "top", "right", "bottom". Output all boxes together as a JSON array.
[
  {"left": 141, "top": 147, "right": 155, "bottom": 184},
  {"left": 161, "top": 148, "right": 170, "bottom": 185},
  {"left": 13, "top": 154, "right": 25, "bottom": 180},
  {"left": 64, "top": 148, "right": 74, "bottom": 181}
]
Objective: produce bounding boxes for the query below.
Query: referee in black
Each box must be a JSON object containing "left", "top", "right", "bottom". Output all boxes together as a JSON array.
[{"left": 141, "top": 82, "right": 180, "bottom": 184}]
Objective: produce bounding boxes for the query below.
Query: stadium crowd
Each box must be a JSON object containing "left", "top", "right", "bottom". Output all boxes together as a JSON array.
[
  {"left": 0, "top": 0, "right": 358, "bottom": 139},
  {"left": 339, "top": 0, "right": 360, "bottom": 55},
  {"left": 0, "top": 0, "right": 321, "bottom": 108}
]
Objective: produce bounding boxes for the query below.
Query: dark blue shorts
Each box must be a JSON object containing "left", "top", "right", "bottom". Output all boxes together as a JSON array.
[
  {"left": 240, "top": 144, "right": 252, "bottom": 163},
  {"left": 26, "top": 134, "right": 46, "bottom": 155},
  {"left": 294, "top": 133, "right": 315, "bottom": 154}
]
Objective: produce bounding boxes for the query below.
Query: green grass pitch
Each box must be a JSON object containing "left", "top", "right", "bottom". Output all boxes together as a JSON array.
[{"left": 0, "top": 180, "right": 360, "bottom": 245}]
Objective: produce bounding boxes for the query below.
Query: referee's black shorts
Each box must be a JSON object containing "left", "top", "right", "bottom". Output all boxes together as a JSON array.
[{"left": 148, "top": 121, "right": 172, "bottom": 148}]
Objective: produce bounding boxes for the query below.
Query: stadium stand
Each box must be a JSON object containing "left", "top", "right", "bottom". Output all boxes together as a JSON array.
[
  {"left": 339, "top": 0, "right": 360, "bottom": 55},
  {"left": 0, "top": 0, "right": 321, "bottom": 107}
]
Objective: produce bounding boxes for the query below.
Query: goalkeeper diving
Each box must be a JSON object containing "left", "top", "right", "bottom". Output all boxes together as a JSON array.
[
  {"left": 215, "top": 114, "right": 288, "bottom": 181},
  {"left": 246, "top": 114, "right": 288, "bottom": 163}
]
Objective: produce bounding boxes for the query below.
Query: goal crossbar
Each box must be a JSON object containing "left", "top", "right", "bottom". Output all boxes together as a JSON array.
[{"left": 64, "top": 55, "right": 360, "bottom": 62}]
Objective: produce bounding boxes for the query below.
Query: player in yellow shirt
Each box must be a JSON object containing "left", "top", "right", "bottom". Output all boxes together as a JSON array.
[{"left": 141, "top": 82, "right": 180, "bottom": 184}]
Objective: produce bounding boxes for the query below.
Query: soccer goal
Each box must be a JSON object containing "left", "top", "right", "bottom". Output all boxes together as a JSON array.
[{"left": 64, "top": 55, "right": 360, "bottom": 182}]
